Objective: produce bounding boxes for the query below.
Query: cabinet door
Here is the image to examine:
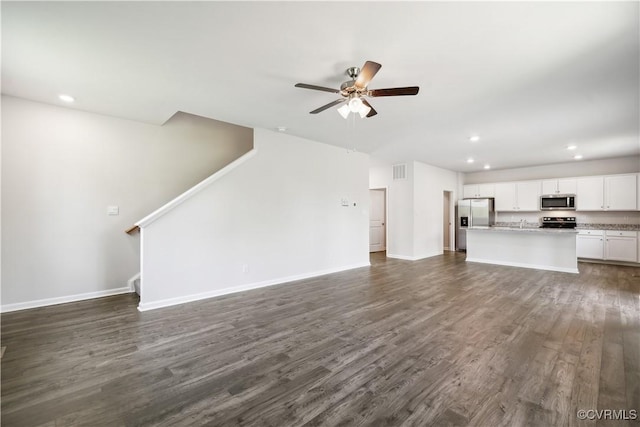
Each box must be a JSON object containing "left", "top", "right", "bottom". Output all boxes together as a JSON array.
[
  {"left": 494, "top": 182, "right": 517, "bottom": 211},
  {"left": 477, "top": 184, "right": 495, "bottom": 198},
  {"left": 557, "top": 178, "right": 577, "bottom": 195},
  {"left": 605, "top": 237, "right": 638, "bottom": 262},
  {"left": 605, "top": 175, "right": 637, "bottom": 210},
  {"left": 516, "top": 181, "right": 541, "bottom": 211},
  {"left": 638, "top": 173, "right": 640, "bottom": 211},
  {"left": 463, "top": 185, "right": 477, "bottom": 199},
  {"left": 576, "top": 176, "right": 604, "bottom": 210},
  {"left": 541, "top": 180, "right": 557, "bottom": 195},
  {"left": 577, "top": 235, "right": 604, "bottom": 259}
]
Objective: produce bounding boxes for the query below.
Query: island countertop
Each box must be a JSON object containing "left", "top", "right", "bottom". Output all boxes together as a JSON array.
[{"left": 468, "top": 226, "right": 578, "bottom": 234}]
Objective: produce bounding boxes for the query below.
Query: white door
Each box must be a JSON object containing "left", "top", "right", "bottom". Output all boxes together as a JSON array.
[{"left": 369, "top": 189, "right": 386, "bottom": 252}]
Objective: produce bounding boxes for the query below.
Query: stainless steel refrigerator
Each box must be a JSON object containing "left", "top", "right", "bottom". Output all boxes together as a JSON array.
[{"left": 456, "top": 198, "right": 495, "bottom": 250}]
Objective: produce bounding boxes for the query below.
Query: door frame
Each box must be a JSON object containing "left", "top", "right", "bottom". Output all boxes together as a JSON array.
[
  {"left": 369, "top": 187, "right": 389, "bottom": 255},
  {"left": 444, "top": 190, "right": 455, "bottom": 251}
]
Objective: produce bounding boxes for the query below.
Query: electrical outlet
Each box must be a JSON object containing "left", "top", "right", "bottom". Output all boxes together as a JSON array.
[{"left": 242, "top": 264, "right": 249, "bottom": 274}]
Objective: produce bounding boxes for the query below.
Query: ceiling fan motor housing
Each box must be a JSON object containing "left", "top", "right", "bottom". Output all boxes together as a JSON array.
[{"left": 346, "top": 66, "right": 360, "bottom": 79}]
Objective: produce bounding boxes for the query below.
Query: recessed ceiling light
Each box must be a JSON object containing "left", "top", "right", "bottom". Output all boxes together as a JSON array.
[
  {"left": 58, "top": 94, "right": 75, "bottom": 103},
  {"left": 466, "top": 158, "right": 475, "bottom": 164},
  {"left": 484, "top": 164, "right": 491, "bottom": 170},
  {"left": 276, "top": 126, "right": 287, "bottom": 132},
  {"left": 574, "top": 154, "right": 583, "bottom": 160},
  {"left": 567, "top": 145, "right": 577, "bottom": 150},
  {"left": 469, "top": 135, "right": 480, "bottom": 142}
]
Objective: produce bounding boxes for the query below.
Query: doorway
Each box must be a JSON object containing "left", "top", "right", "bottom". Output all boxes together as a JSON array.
[
  {"left": 369, "top": 188, "right": 386, "bottom": 252},
  {"left": 443, "top": 191, "right": 452, "bottom": 251}
]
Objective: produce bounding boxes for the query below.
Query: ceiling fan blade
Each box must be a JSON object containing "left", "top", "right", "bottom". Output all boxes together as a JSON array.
[
  {"left": 354, "top": 61, "right": 382, "bottom": 89},
  {"left": 362, "top": 99, "right": 377, "bottom": 117},
  {"left": 309, "top": 98, "right": 346, "bottom": 114},
  {"left": 295, "top": 83, "right": 340, "bottom": 94},
  {"left": 369, "top": 86, "right": 420, "bottom": 97}
]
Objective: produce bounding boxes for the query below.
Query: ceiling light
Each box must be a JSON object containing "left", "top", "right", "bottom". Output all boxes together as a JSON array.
[
  {"left": 358, "top": 103, "right": 371, "bottom": 119},
  {"left": 484, "top": 164, "right": 491, "bottom": 170},
  {"left": 567, "top": 145, "right": 577, "bottom": 150},
  {"left": 58, "top": 94, "right": 74, "bottom": 103},
  {"left": 337, "top": 104, "right": 350, "bottom": 119},
  {"left": 338, "top": 97, "right": 371, "bottom": 119},
  {"left": 469, "top": 135, "right": 480, "bottom": 142},
  {"left": 348, "top": 97, "right": 363, "bottom": 113},
  {"left": 574, "top": 154, "right": 583, "bottom": 160},
  {"left": 467, "top": 158, "right": 475, "bottom": 164}
]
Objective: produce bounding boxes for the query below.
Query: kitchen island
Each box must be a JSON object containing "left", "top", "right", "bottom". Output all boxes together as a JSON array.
[{"left": 466, "top": 226, "right": 579, "bottom": 273}]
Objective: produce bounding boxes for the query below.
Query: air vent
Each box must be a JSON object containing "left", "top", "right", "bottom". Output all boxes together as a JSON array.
[{"left": 392, "top": 163, "right": 407, "bottom": 180}]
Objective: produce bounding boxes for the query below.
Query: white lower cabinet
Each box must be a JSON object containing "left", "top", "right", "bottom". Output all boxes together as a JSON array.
[
  {"left": 577, "top": 230, "right": 604, "bottom": 259},
  {"left": 578, "top": 230, "right": 638, "bottom": 263},
  {"left": 604, "top": 230, "right": 638, "bottom": 262}
]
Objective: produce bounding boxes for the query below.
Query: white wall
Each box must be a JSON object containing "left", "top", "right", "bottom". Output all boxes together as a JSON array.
[
  {"left": 464, "top": 156, "right": 640, "bottom": 184},
  {"left": 369, "top": 160, "right": 459, "bottom": 260},
  {"left": 413, "top": 161, "right": 459, "bottom": 258},
  {"left": 138, "top": 128, "right": 370, "bottom": 310},
  {"left": 1, "top": 96, "right": 252, "bottom": 310},
  {"left": 370, "top": 163, "right": 414, "bottom": 258}
]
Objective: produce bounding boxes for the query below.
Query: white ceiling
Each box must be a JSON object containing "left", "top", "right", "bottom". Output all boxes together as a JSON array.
[{"left": 2, "top": 1, "right": 638, "bottom": 172}]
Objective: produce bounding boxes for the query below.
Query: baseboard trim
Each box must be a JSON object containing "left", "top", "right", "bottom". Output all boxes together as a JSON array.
[
  {"left": 137, "top": 261, "right": 371, "bottom": 312},
  {"left": 465, "top": 257, "right": 579, "bottom": 274},
  {"left": 386, "top": 252, "right": 442, "bottom": 261},
  {"left": 1, "top": 287, "right": 134, "bottom": 313},
  {"left": 578, "top": 258, "right": 640, "bottom": 267}
]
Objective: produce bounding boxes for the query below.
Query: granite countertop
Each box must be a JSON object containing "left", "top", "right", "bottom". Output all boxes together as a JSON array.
[
  {"left": 469, "top": 226, "right": 578, "bottom": 234},
  {"left": 495, "top": 222, "right": 640, "bottom": 231},
  {"left": 575, "top": 223, "right": 640, "bottom": 231}
]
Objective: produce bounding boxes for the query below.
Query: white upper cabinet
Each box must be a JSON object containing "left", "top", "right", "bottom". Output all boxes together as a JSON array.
[
  {"left": 576, "top": 174, "right": 637, "bottom": 211},
  {"left": 494, "top": 181, "right": 541, "bottom": 211},
  {"left": 605, "top": 174, "right": 637, "bottom": 211},
  {"left": 463, "top": 184, "right": 495, "bottom": 198},
  {"left": 516, "top": 181, "right": 542, "bottom": 211},
  {"left": 576, "top": 176, "right": 605, "bottom": 210},
  {"left": 541, "top": 178, "right": 577, "bottom": 195},
  {"left": 494, "top": 182, "right": 517, "bottom": 211}
]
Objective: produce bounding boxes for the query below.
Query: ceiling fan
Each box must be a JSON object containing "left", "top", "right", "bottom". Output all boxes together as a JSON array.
[{"left": 295, "top": 61, "right": 419, "bottom": 119}]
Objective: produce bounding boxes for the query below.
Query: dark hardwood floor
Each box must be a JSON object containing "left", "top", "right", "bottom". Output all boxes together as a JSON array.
[{"left": 2, "top": 252, "right": 639, "bottom": 426}]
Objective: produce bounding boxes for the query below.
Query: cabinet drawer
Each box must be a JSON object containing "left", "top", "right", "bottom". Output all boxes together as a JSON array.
[
  {"left": 605, "top": 230, "right": 637, "bottom": 238},
  {"left": 578, "top": 230, "right": 604, "bottom": 236}
]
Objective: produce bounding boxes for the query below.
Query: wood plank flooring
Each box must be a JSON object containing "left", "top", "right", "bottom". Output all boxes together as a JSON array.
[{"left": 2, "top": 252, "right": 639, "bottom": 426}]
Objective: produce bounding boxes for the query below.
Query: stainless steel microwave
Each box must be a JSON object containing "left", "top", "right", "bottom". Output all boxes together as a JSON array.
[{"left": 540, "top": 194, "right": 576, "bottom": 210}]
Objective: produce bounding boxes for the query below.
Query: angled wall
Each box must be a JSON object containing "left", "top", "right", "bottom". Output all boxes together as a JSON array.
[
  {"left": 138, "top": 129, "right": 370, "bottom": 311},
  {"left": 1, "top": 96, "right": 252, "bottom": 311}
]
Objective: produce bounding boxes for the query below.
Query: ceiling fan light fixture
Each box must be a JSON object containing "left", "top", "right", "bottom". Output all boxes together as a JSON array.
[
  {"left": 348, "top": 97, "right": 363, "bottom": 113},
  {"left": 337, "top": 104, "right": 350, "bottom": 119},
  {"left": 358, "top": 103, "right": 371, "bottom": 118}
]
